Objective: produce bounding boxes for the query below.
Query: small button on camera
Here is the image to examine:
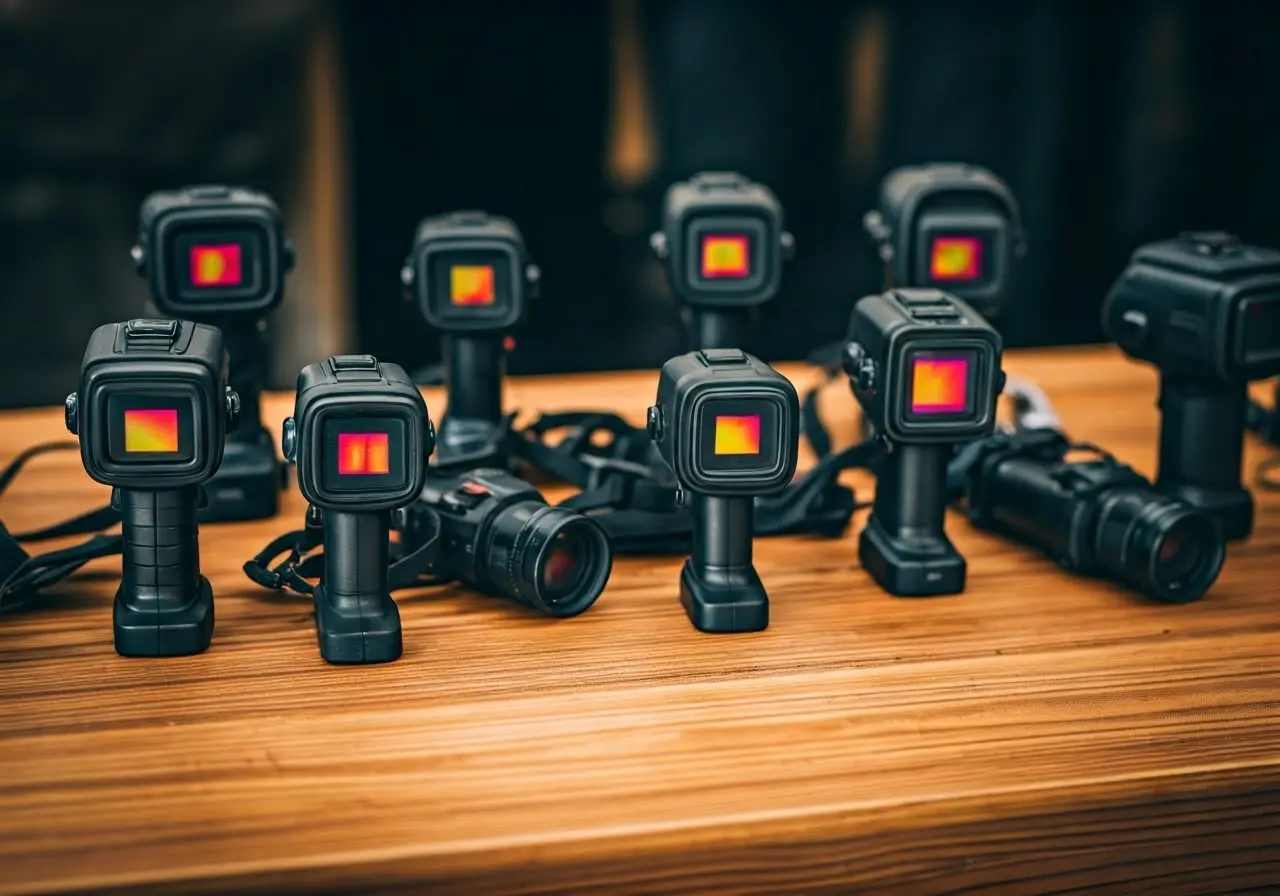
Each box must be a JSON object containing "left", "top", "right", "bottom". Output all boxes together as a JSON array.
[
  {"left": 646, "top": 405, "right": 663, "bottom": 441},
  {"left": 856, "top": 359, "right": 877, "bottom": 395},
  {"left": 281, "top": 417, "right": 297, "bottom": 463}
]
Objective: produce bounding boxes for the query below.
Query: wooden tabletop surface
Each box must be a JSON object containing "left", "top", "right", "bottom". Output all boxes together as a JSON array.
[{"left": 0, "top": 345, "right": 1277, "bottom": 895}]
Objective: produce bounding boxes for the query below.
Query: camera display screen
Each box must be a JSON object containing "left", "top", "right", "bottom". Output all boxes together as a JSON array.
[
  {"left": 173, "top": 227, "right": 264, "bottom": 301},
  {"left": 713, "top": 414, "right": 761, "bottom": 455},
  {"left": 449, "top": 264, "right": 496, "bottom": 305},
  {"left": 189, "top": 243, "right": 243, "bottom": 287},
  {"left": 700, "top": 234, "right": 752, "bottom": 280},
  {"left": 697, "top": 398, "right": 780, "bottom": 473},
  {"left": 1234, "top": 293, "right": 1280, "bottom": 366},
  {"left": 905, "top": 350, "right": 978, "bottom": 418},
  {"left": 107, "top": 394, "right": 196, "bottom": 463},
  {"left": 322, "top": 416, "right": 408, "bottom": 493},
  {"left": 928, "top": 235, "right": 983, "bottom": 282}
]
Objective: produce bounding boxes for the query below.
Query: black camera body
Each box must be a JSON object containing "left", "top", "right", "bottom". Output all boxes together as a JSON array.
[
  {"left": 1102, "top": 231, "right": 1280, "bottom": 541},
  {"left": 132, "top": 184, "right": 295, "bottom": 523},
  {"left": 65, "top": 318, "right": 238, "bottom": 656},
  {"left": 282, "top": 355, "right": 434, "bottom": 664},
  {"left": 864, "top": 163, "right": 1023, "bottom": 320},
  {"left": 417, "top": 468, "right": 612, "bottom": 618},
  {"left": 651, "top": 171, "right": 793, "bottom": 349},
  {"left": 648, "top": 349, "right": 799, "bottom": 632},
  {"left": 845, "top": 289, "right": 1004, "bottom": 596},
  {"left": 964, "top": 429, "right": 1225, "bottom": 603},
  {"left": 401, "top": 210, "right": 539, "bottom": 469}
]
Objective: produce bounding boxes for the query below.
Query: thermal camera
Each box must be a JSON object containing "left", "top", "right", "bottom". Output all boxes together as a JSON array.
[
  {"left": 863, "top": 163, "right": 1024, "bottom": 321},
  {"left": 844, "top": 289, "right": 1004, "bottom": 596},
  {"left": 1102, "top": 232, "right": 1280, "bottom": 542},
  {"left": 64, "top": 319, "right": 239, "bottom": 656},
  {"left": 647, "top": 349, "right": 799, "bottom": 632},
  {"left": 401, "top": 210, "right": 539, "bottom": 468},
  {"left": 963, "top": 429, "right": 1224, "bottom": 603},
  {"left": 650, "top": 171, "right": 794, "bottom": 350},
  {"left": 132, "top": 184, "right": 294, "bottom": 523},
  {"left": 414, "top": 469, "right": 611, "bottom": 618},
  {"left": 282, "top": 355, "right": 434, "bottom": 664}
]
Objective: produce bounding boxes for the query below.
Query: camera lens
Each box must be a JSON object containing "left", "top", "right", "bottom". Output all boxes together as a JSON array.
[
  {"left": 483, "top": 502, "right": 613, "bottom": 617},
  {"left": 1093, "top": 488, "right": 1225, "bottom": 603}
]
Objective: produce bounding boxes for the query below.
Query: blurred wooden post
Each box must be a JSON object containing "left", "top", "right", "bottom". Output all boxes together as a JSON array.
[
  {"left": 606, "top": 0, "right": 656, "bottom": 189},
  {"left": 841, "top": 5, "right": 889, "bottom": 183},
  {"left": 276, "top": 2, "right": 351, "bottom": 380}
]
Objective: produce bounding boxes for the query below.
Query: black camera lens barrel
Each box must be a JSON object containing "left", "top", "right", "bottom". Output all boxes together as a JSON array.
[
  {"left": 479, "top": 499, "right": 611, "bottom": 618},
  {"left": 113, "top": 486, "right": 215, "bottom": 656}
]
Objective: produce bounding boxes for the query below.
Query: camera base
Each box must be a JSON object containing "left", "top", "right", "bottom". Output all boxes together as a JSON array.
[
  {"left": 431, "top": 416, "right": 508, "bottom": 471},
  {"left": 1156, "top": 480, "right": 1253, "bottom": 542},
  {"left": 313, "top": 584, "right": 403, "bottom": 665},
  {"left": 113, "top": 576, "right": 215, "bottom": 657},
  {"left": 680, "top": 559, "right": 769, "bottom": 633},
  {"left": 200, "top": 429, "right": 286, "bottom": 523},
  {"left": 859, "top": 517, "right": 966, "bottom": 597}
]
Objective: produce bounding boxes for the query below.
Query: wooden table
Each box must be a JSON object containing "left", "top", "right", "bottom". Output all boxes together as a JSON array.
[{"left": 0, "top": 346, "right": 1277, "bottom": 895}]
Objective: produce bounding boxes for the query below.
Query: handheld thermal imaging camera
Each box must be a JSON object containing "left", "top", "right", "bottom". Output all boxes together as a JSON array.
[
  {"left": 401, "top": 210, "right": 539, "bottom": 468},
  {"left": 415, "top": 469, "right": 612, "bottom": 618},
  {"left": 282, "top": 355, "right": 434, "bottom": 664},
  {"left": 864, "top": 163, "right": 1024, "bottom": 321},
  {"left": 1102, "top": 232, "right": 1280, "bottom": 541},
  {"left": 650, "top": 171, "right": 794, "bottom": 351},
  {"left": 65, "top": 319, "right": 239, "bottom": 656},
  {"left": 132, "top": 184, "right": 294, "bottom": 523},
  {"left": 647, "top": 349, "right": 799, "bottom": 632},
  {"left": 845, "top": 289, "right": 1004, "bottom": 596},
  {"left": 964, "top": 430, "right": 1225, "bottom": 603}
]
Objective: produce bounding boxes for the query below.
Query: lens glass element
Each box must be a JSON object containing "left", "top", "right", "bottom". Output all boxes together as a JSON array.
[
  {"left": 188, "top": 243, "right": 243, "bottom": 287},
  {"left": 321, "top": 415, "right": 408, "bottom": 493},
  {"left": 449, "top": 264, "right": 496, "bottom": 305},
  {"left": 700, "top": 234, "right": 751, "bottom": 279},
  {"left": 696, "top": 397, "right": 782, "bottom": 475},
  {"left": 173, "top": 226, "right": 266, "bottom": 302},
  {"left": 713, "top": 414, "right": 761, "bottom": 455},
  {"left": 539, "top": 530, "right": 590, "bottom": 605},
  {"left": 107, "top": 393, "right": 196, "bottom": 463},
  {"left": 905, "top": 349, "right": 978, "bottom": 419},
  {"left": 1234, "top": 292, "right": 1280, "bottom": 368},
  {"left": 1152, "top": 516, "right": 1215, "bottom": 595}
]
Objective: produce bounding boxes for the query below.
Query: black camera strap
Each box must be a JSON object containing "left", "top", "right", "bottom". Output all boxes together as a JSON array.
[{"left": 0, "top": 442, "right": 124, "bottom": 613}]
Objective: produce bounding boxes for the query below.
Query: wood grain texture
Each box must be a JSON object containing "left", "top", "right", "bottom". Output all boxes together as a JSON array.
[{"left": 0, "top": 346, "right": 1277, "bottom": 895}]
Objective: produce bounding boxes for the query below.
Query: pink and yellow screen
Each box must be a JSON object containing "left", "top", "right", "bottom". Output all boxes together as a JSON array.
[
  {"left": 337, "top": 432, "right": 391, "bottom": 475},
  {"left": 700, "top": 235, "right": 750, "bottom": 279},
  {"left": 189, "top": 243, "right": 243, "bottom": 287},
  {"left": 929, "top": 236, "right": 982, "bottom": 281},
  {"left": 910, "top": 358, "right": 970, "bottom": 414},
  {"left": 123, "top": 409, "right": 180, "bottom": 453},
  {"left": 714, "top": 414, "right": 761, "bottom": 455},
  {"left": 450, "top": 265, "right": 496, "bottom": 305}
]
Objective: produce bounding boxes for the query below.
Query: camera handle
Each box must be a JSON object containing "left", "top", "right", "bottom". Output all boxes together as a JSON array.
[
  {"left": 436, "top": 334, "right": 507, "bottom": 467},
  {"left": 681, "top": 493, "right": 768, "bottom": 633},
  {"left": 688, "top": 308, "right": 750, "bottom": 352},
  {"left": 1156, "top": 374, "right": 1252, "bottom": 541},
  {"left": 314, "top": 509, "right": 402, "bottom": 665},
  {"left": 860, "top": 443, "right": 966, "bottom": 597},
  {"left": 112, "top": 486, "right": 214, "bottom": 657}
]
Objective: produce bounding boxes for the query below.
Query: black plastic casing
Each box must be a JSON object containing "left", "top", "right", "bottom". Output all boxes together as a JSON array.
[
  {"left": 845, "top": 288, "right": 1004, "bottom": 444},
  {"left": 864, "top": 163, "right": 1024, "bottom": 319},
  {"left": 404, "top": 210, "right": 535, "bottom": 334},
  {"left": 134, "top": 184, "right": 292, "bottom": 317},
  {"left": 417, "top": 468, "right": 612, "bottom": 617},
  {"left": 74, "top": 320, "right": 231, "bottom": 490},
  {"left": 656, "top": 171, "right": 788, "bottom": 308},
  {"left": 290, "top": 356, "right": 434, "bottom": 512},
  {"left": 649, "top": 349, "right": 800, "bottom": 497},
  {"left": 1102, "top": 233, "right": 1280, "bottom": 382}
]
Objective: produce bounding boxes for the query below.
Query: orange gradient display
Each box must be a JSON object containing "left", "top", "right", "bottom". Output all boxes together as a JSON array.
[
  {"left": 450, "top": 265, "right": 496, "bottom": 305},
  {"left": 123, "top": 408, "right": 179, "bottom": 453},
  {"left": 910, "top": 358, "right": 970, "bottom": 414},
  {"left": 189, "top": 244, "right": 243, "bottom": 286},
  {"left": 929, "top": 236, "right": 982, "bottom": 281},
  {"left": 700, "top": 235, "right": 750, "bottom": 279},
  {"left": 713, "top": 414, "right": 761, "bottom": 455},
  {"left": 337, "top": 432, "right": 391, "bottom": 475}
]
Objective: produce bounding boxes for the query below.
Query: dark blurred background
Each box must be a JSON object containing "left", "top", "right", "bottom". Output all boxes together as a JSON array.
[{"left": 2, "top": 0, "right": 1278, "bottom": 407}]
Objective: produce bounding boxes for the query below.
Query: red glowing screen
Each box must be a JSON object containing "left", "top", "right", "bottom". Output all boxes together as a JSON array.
[
  {"left": 189, "top": 243, "right": 243, "bottom": 287},
  {"left": 929, "top": 236, "right": 982, "bottom": 281},
  {"left": 713, "top": 414, "right": 761, "bottom": 455},
  {"left": 336, "top": 432, "right": 391, "bottom": 475},
  {"left": 450, "top": 265, "right": 496, "bottom": 305},
  {"left": 700, "top": 234, "right": 750, "bottom": 279},
  {"left": 123, "top": 408, "right": 180, "bottom": 453},
  {"left": 910, "top": 357, "right": 970, "bottom": 414}
]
